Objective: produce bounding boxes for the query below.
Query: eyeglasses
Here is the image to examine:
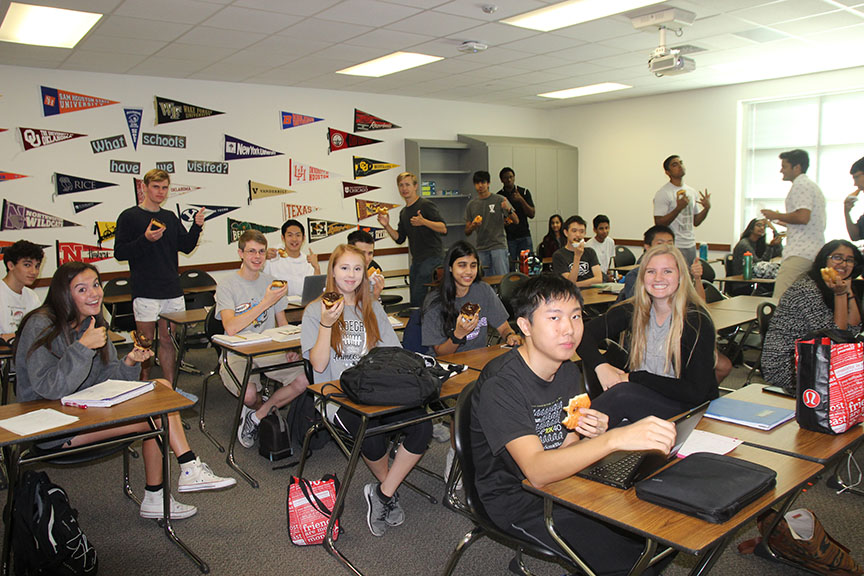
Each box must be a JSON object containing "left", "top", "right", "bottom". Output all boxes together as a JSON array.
[
  {"left": 829, "top": 254, "right": 856, "bottom": 265},
  {"left": 243, "top": 249, "right": 267, "bottom": 256}
]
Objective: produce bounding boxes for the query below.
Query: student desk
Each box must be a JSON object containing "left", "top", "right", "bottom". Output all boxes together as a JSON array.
[
  {"left": 101, "top": 283, "right": 217, "bottom": 306},
  {"left": 716, "top": 275, "right": 776, "bottom": 285},
  {"left": 581, "top": 288, "right": 619, "bottom": 308},
  {"left": 159, "top": 308, "right": 209, "bottom": 386},
  {"left": 297, "top": 369, "right": 478, "bottom": 576},
  {"left": 0, "top": 387, "right": 209, "bottom": 574},
  {"left": 708, "top": 295, "right": 777, "bottom": 313},
  {"left": 438, "top": 345, "right": 582, "bottom": 373},
  {"left": 523, "top": 445, "right": 822, "bottom": 576}
]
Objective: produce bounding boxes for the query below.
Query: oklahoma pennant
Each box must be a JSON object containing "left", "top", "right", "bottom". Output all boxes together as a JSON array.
[
  {"left": 41, "top": 86, "right": 119, "bottom": 116},
  {"left": 19, "top": 127, "right": 87, "bottom": 151}
]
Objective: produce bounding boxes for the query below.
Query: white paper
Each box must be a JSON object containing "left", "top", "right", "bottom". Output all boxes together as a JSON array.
[
  {"left": 388, "top": 315, "right": 404, "bottom": 328},
  {"left": 0, "top": 408, "right": 79, "bottom": 436},
  {"left": 262, "top": 325, "right": 301, "bottom": 342},
  {"left": 677, "top": 429, "right": 742, "bottom": 458},
  {"left": 212, "top": 332, "right": 271, "bottom": 346}
]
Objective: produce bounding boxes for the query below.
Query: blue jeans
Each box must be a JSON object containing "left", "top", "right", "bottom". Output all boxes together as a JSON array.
[
  {"left": 507, "top": 236, "right": 533, "bottom": 272},
  {"left": 478, "top": 248, "right": 509, "bottom": 277},
  {"left": 409, "top": 256, "right": 441, "bottom": 307}
]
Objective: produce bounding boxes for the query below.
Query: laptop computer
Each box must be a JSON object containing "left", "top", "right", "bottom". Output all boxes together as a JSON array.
[
  {"left": 576, "top": 401, "right": 710, "bottom": 490},
  {"left": 299, "top": 274, "right": 327, "bottom": 307}
]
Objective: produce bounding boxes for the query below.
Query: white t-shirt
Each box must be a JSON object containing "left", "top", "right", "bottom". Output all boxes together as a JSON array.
[
  {"left": 0, "top": 281, "right": 40, "bottom": 335},
  {"left": 263, "top": 254, "right": 314, "bottom": 297},
  {"left": 784, "top": 173, "right": 826, "bottom": 261},
  {"left": 587, "top": 236, "right": 616, "bottom": 273},
  {"left": 653, "top": 182, "right": 697, "bottom": 249}
]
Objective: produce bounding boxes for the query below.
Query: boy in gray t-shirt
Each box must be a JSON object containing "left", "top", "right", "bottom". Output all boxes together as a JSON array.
[{"left": 465, "top": 171, "right": 518, "bottom": 277}]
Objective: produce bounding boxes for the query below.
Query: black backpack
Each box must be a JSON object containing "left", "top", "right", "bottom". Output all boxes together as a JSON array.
[
  {"left": 286, "top": 391, "right": 330, "bottom": 453},
  {"left": 258, "top": 407, "right": 294, "bottom": 461},
  {"left": 12, "top": 471, "right": 98, "bottom": 576}
]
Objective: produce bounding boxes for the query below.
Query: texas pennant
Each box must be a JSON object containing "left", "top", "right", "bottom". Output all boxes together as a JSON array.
[
  {"left": 307, "top": 218, "right": 355, "bottom": 243},
  {"left": 224, "top": 134, "right": 283, "bottom": 161},
  {"left": 1, "top": 200, "right": 80, "bottom": 231},
  {"left": 73, "top": 201, "right": 101, "bottom": 214},
  {"left": 56, "top": 241, "right": 114, "bottom": 266},
  {"left": 124, "top": 108, "right": 143, "bottom": 150},
  {"left": 354, "top": 109, "right": 400, "bottom": 132},
  {"left": 281, "top": 111, "right": 324, "bottom": 129},
  {"left": 94, "top": 221, "right": 117, "bottom": 245},
  {"left": 287, "top": 159, "right": 338, "bottom": 186},
  {"left": 358, "top": 225, "right": 388, "bottom": 242},
  {"left": 248, "top": 181, "right": 295, "bottom": 204},
  {"left": 0, "top": 172, "right": 27, "bottom": 182},
  {"left": 155, "top": 96, "right": 224, "bottom": 125},
  {"left": 227, "top": 217, "right": 278, "bottom": 244},
  {"left": 282, "top": 203, "right": 320, "bottom": 220},
  {"left": 19, "top": 127, "right": 86, "bottom": 151},
  {"left": 133, "top": 178, "right": 200, "bottom": 204},
  {"left": 327, "top": 128, "right": 380, "bottom": 153},
  {"left": 41, "top": 86, "right": 119, "bottom": 116},
  {"left": 176, "top": 204, "right": 239, "bottom": 231},
  {"left": 353, "top": 156, "right": 399, "bottom": 179},
  {"left": 343, "top": 181, "right": 380, "bottom": 199},
  {"left": 356, "top": 199, "right": 399, "bottom": 221},
  {"left": 54, "top": 173, "right": 116, "bottom": 199}
]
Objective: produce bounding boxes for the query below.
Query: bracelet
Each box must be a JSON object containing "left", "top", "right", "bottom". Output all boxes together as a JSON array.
[{"left": 320, "top": 321, "right": 334, "bottom": 329}]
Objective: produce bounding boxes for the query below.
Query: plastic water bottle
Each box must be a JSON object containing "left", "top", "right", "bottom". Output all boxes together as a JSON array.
[
  {"left": 743, "top": 251, "right": 753, "bottom": 280},
  {"left": 699, "top": 243, "right": 708, "bottom": 261}
]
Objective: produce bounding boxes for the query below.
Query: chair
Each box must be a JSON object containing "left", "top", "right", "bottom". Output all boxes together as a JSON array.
[
  {"left": 443, "top": 381, "right": 580, "bottom": 576},
  {"left": 102, "top": 277, "right": 136, "bottom": 333},
  {"left": 400, "top": 308, "right": 427, "bottom": 354},
  {"left": 702, "top": 280, "right": 726, "bottom": 304},
  {"left": 744, "top": 302, "right": 777, "bottom": 386},
  {"left": 498, "top": 272, "right": 529, "bottom": 319},
  {"left": 614, "top": 246, "right": 636, "bottom": 267},
  {"left": 179, "top": 269, "right": 216, "bottom": 309},
  {"left": 198, "top": 307, "right": 226, "bottom": 451},
  {"left": 582, "top": 339, "right": 629, "bottom": 400},
  {"left": 698, "top": 258, "right": 716, "bottom": 283}
]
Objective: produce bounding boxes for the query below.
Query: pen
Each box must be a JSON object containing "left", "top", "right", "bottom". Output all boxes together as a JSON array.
[{"left": 64, "top": 402, "right": 88, "bottom": 409}]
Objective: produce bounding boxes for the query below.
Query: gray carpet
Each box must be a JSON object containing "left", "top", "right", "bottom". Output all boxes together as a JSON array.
[{"left": 4, "top": 345, "right": 863, "bottom": 576}]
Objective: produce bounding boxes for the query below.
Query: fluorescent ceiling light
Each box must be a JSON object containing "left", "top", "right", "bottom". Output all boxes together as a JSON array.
[
  {"left": 503, "top": 0, "right": 665, "bottom": 32},
  {"left": 336, "top": 52, "right": 443, "bottom": 77},
  {"left": 0, "top": 2, "right": 101, "bottom": 48},
  {"left": 539, "top": 82, "right": 632, "bottom": 99}
]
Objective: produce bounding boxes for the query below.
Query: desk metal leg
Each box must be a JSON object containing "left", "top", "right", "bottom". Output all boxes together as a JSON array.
[
  {"left": 169, "top": 322, "right": 188, "bottom": 387},
  {"left": 686, "top": 535, "right": 731, "bottom": 576},
  {"left": 542, "top": 497, "right": 597, "bottom": 576},
  {"left": 1, "top": 445, "right": 19, "bottom": 576},
  {"left": 223, "top": 355, "right": 258, "bottom": 488}
]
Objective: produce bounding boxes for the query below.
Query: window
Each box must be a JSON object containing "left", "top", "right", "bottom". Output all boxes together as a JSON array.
[{"left": 740, "top": 90, "right": 864, "bottom": 241}]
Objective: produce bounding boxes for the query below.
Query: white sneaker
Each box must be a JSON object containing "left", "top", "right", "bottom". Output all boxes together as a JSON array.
[
  {"left": 432, "top": 422, "right": 451, "bottom": 443},
  {"left": 178, "top": 457, "right": 237, "bottom": 493},
  {"left": 237, "top": 406, "right": 259, "bottom": 449},
  {"left": 444, "top": 447, "right": 463, "bottom": 491},
  {"left": 139, "top": 489, "right": 197, "bottom": 519}
]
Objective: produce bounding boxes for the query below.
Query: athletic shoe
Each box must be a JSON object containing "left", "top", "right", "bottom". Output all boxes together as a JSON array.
[
  {"left": 385, "top": 491, "right": 404, "bottom": 527},
  {"left": 139, "top": 489, "right": 197, "bottom": 520},
  {"left": 237, "top": 406, "right": 259, "bottom": 449},
  {"left": 178, "top": 458, "right": 237, "bottom": 492},
  {"left": 445, "top": 447, "right": 463, "bottom": 491},
  {"left": 176, "top": 388, "right": 199, "bottom": 403},
  {"left": 431, "top": 422, "right": 451, "bottom": 443},
  {"left": 363, "top": 483, "right": 388, "bottom": 537}
]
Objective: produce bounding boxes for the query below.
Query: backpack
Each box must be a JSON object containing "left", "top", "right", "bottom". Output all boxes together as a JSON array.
[
  {"left": 286, "top": 390, "right": 330, "bottom": 453},
  {"left": 12, "top": 471, "right": 98, "bottom": 576},
  {"left": 258, "top": 407, "right": 293, "bottom": 461}
]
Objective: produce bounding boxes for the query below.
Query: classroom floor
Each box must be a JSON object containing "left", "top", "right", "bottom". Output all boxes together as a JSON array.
[{"left": 3, "top": 346, "right": 862, "bottom": 576}]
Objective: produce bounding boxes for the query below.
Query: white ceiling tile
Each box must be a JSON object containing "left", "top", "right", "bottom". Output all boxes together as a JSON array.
[
  {"left": 421, "top": 56, "right": 487, "bottom": 73},
  {"left": 544, "top": 61, "right": 614, "bottom": 77},
  {"left": 550, "top": 17, "right": 639, "bottom": 42},
  {"left": 315, "top": 0, "right": 422, "bottom": 27},
  {"left": 598, "top": 31, "right": 665, "bottom": 52},
  {"left": 60, "top": 50, "right": 146, "bottom": 73},
  {"left": 200, "top": 6, "right": 302, "bottom": 33},
  {"left": 679, "top": 14, "right": 761, "bottom": 40},
  {"left": 504, "top": 34, "right": 583, "bottom": 55},
  {"left": 76, "top": 34, "right": 166, "bottom": 56},
  {"left": 447, "top": 22, "right": 537, "bottom": 45},
  {"left": 732, "top": 0, "right": 838, "bottom": 25},
  {"left": 0, "top": 43, "right": 70, "bottom": 64},
  {"left": 548, "top": 42, "right": 626, "bottom": 62},
  {"left": 587, "top": 51, "right": 647, "bottom": 70},
  {"left": 128, "top": 56, "right": 210, "bottom": 76},
  {"left": 449, "top": 46, "right": 534, "bottom": 65},
  {"left": 154, "top": 43, "right": 235, "bottom": 63},
  {"left": 115, "top": 0, "right": 223, "bottom": 25},
  {"left": 24, "top": 0, "right": 124, "bottom": 13},
  {"left": 386, "top": 11, "right": 483, "bottom": 35},
  {"left": 434, "top": 0, "right": 546, "bottom": 20},
  {"left": 345, "top": 29, "right": 435, "bottom": 49},
  {"left": 223, "top": 36, "right": 332, "bottom": 67},
  {"left": 772, "top": 9, "right": 864, "bottom": 35},
  {"left": 294, "top": 74, "right": 371, "bottom": 89},
  {"left": 313, "top": 43, "right": 391, "bottom": 63},
  {"left": 176, "top": 26, "right": 267, "bottom": 48},
  {"left": 694, "top": 33, "right": 761, "bottom": 50},
  {"left": 230, "top": 0, "right": 342, "bottom": 15},
  {"left": 510, "top": 70, "right": 568, "bottom": 84},
  {"left": 188, "top": 61, "right": 273, "bottom": 81},
  {"left": 382, "top": 0, "right": 450, "bottom": 7},
  {"left": 279, "top": 18, "right": 373, "bottom": 42},
  {"left": 507, "top": 54, "right": 573, "bottom": 71},
  {"left": 407, "top": 38, "right": 471, "bottom": 58},
  {"left": 92, "top": 15, "right": 191, "bottom": 41}
]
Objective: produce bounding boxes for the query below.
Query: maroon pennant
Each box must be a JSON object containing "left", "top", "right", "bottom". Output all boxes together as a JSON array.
[
  {"left": 328, "top": 128, "right": 380, "bottom": 153},
  {"left": 342, "top": 181, "right": 380, "bottom": 199},
  {"left": 354, "top": 109, "right": 400, "bottom": 132}
]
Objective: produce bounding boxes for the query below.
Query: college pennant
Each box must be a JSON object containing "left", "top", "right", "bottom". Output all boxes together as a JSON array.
[
  {"left": 356, "top": 199, "right": 399, "bottom": 221},
  {"left": 19, "top": 127, "right": 87, "bottom": 151},
  {"left": 354, "top": 109, "right": 400, "bottom": 132},
  {"left": 248, "top": 181, "right": 295, "bottom": 204},
  {"left": 155, "top": 96, "right": 224, "bottom": 125},
  {"left": 353, "top": 156, "right": 400, "bottom": 179},
  {"left": 124, "top": 108, "right": 143, "bottom": 150},
  {"left": 73, "top": 201, "right": 101, "bottom": 214},
  {"left": 282, "top": 203, "right": 320, "bottom": 220},
  {"left": 327, "top": 128, "right": 380, "bottom": 153},
  {"left": 0, "top": 171, "right": 27, "bottom": 182},
  {"left": 53, "top": 173, "right": 116, "bottom": 199},
  {"left": 133, "top": 178, "right": 200, "bottom": 204},
  {"left": 307, "top": 218, "right": 355, "bottom": 243},
  {"left": 176, "top": 204, "right": 239, "bottom": 231},
  {"left": 0, "top": 240, "right": 49, "bottom": 256},
  {"left": 224, "top": 134, "right": 283, "bottom": 161},
  {"left": 56, "top": 241, "right": 114, "bottom": 266},
  {"left": 41, "top": 86, "right": 119, "bottom": 116},
  {"left": 281, "top": 111, "right": 324, "bottom": 129},
  {"left": 342, "top": 181, "right": 379, "bottom": 199},
  {"left": 94, "top": 221, "right": 117, "bottom": 245},
  {"left": 227, "top": 217, "right": 278, "bottom": 243},
  {"left": 358, "top": 225, "right": 388, "bottom": 242},
  {"left": 287, "top": 159, "right": 337, "bottom": 186},
  {"left": 1, "top": 200, "right": 80, "bottom": 231}
]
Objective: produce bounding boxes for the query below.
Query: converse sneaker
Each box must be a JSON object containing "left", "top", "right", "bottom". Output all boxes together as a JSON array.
[
  {"left": 445, "top": 447, "right": 463, "bottom": 491},
  {"left": 238, "top": 405, "right": 259, "bottom": 449},
  {"left": 139, "top": 489, "right": 197, "bottom": 520},
  {"left": 363, "top": 483, "right": 388, "bottom": 537},
  {"left": 178, "top": 458, "right": 237, "bottom": 492},
  {"left": 385, "top": 491, "right": 404, "bottom": 527}
]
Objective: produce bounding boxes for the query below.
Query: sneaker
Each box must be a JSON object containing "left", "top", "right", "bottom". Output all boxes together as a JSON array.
[
  {"left": 385, "top": 491, "right": 404, "bottom": 527},
  {"left": 178, "top": 458, "right": 237, "bottom": 493},
  {"left": 445, "top": 447, "right": 463, "bottom": 491},
  {"left": 139, "top": 489, "right": 197, "bottom": 520},
  {"left": 237, "top": 406, "right": 259, "bottom": 449},
  {"left": 176, "top": 387, "right": 199, "bottom": 403},
  {"left": 432, "top": 422, "right": 450, "bottom": 443},
  {"left": 363, "top": 483, "right": 388, "bottom": 537}
]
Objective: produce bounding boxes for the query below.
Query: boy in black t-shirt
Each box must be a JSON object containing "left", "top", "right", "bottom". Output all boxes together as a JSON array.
[
  {"left": 471, "top": 274, "right": 676, "bottom": 575},
  {"left": 552, "top": 215, "right": 603, "bottom": 288}
]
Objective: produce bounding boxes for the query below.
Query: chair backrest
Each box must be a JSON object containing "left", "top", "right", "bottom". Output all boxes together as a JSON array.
[
  {"left": 614, "top": 246, "right": 636, "bottom": 267},
  {"left": 452, "top": 380, "right": 496, "bottom": 528},
  {"left": 757, "top": 301, "right": 776, "bottom": 337},
  {"left": 101, "top": 277, "right": 135, "bottom": 332},
  {"left": 498, "top": 272, "right": 529, "bottom": 317},
  {"left": 702, "top": 279, "right": 725, "bottom": 303},
  {"left": 400, "top": 308, "right": 426, "bottom": 354},
  {"left": 582, "top": 339, "right": 628, "bottom": 399},
  {"left": 204, "top": 306, "right": 224, "bottom": 353},
  {"left": 724, "top": 253, "right": 735, "bottom": 276},
  {"left": 180, "top": 269, "right": 217, "bottom": 309},
  {"left": 698, "top": 258, "right": 716, "bottom": 283}
]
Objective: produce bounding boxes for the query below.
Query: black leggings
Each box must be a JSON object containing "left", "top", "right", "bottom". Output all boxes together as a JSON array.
[
  {"left": 591, "top": 381, "right": 691, "bottom": 428},
  {"left": 332, "top": 407, "right": 432, "bottom": 461}
]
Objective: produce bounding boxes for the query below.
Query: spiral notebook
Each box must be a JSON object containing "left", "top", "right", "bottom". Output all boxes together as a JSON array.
[{"left": 61, "top": 380, "right": 155, "bottom": 408}]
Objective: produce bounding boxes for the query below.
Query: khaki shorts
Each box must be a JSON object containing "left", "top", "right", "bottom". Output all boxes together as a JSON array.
[
  {"left": 220, "top": 351, "right": 305, "bottom": 398},
  {"left": 132, "top": 296, "right": 186, "bottom": 323}
]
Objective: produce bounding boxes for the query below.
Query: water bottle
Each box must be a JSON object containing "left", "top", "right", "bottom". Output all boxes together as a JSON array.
[
  {"left": 743, "top": 251, "right": 753, "bottom": 280},
  {"left": 698, "top": 243, "right": 708, "bottom": 261}
]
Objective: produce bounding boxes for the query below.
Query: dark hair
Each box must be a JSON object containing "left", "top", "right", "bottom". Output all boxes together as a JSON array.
[
  {"left": 499, "top": 167, "right": 515, "bottom": 179},
  {"left": 663, "top": 155, "right": 680, "bottom": 172},
  {"left": 424, "top": 241, "right": 483, "bottom": 338},
  {"left": 563, "top": 215, "right": 586, "bottom": 231},
  {"left": 643, "top": 224, "right": 675, "bottom": 246},
  {"left": 547, "top": 214, "right": 563, "bottom": 236},
  {"left": 511, "top": 273, "right": 582, "bottom": 323},
  {"left": 18, "top": 262, "right": 110, "bottom": 364},
  {"left": 740, "top": 218, "right": 767, "bottom": 257},
  {"left": 473, "top": 170, "right": 490, "bottom": 184},
  {"left": 281, "top": 219, "right": 305, "bottom": 237},
  {"left": 592, "top": 214, "right": 610, "bottom": 229},
  {"left": 851, "top": 156, "right": 864, "bottom": 176},
  {"left": 3, "top": 240, "right": 44, "bottom": 270},
  {"left": 807, "top": 240, "right": 864, "bottom": 310},
  {"left": 347, "top": 230, "right": 374, "bottom": 245},
  {"left": 779, "top": 149, "right": 810, "bottom": 173}
]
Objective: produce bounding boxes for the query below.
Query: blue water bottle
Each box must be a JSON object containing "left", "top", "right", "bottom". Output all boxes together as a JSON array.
[{"left": 698, "top": 243, "right": 708, "bottom": 261}]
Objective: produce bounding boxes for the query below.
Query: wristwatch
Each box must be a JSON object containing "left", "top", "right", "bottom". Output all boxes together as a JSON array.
[{"left": 449, "top": 332, "right": 467, "bottom": 345}]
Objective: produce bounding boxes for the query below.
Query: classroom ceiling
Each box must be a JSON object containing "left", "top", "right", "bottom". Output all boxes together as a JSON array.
[{"left": 2, "top": 0, "right": 864, "bottom": 108}]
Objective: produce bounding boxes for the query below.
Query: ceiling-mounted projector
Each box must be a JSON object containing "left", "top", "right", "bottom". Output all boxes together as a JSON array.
[
  {"left": 633, "top": 8, "right": 697, "bottom": 77},
  {"left": 649, "top": 52, "right": 695, "bottom": 76}
]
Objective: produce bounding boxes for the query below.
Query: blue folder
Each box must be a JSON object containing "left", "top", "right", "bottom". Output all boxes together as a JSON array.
[{"left": 705, "top": 396, "right": 795, "bottom": 431}]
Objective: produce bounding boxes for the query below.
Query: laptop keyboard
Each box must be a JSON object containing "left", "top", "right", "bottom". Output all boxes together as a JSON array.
[{"left": 589, "top": 452, "right": 645, "bottom": 485}]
